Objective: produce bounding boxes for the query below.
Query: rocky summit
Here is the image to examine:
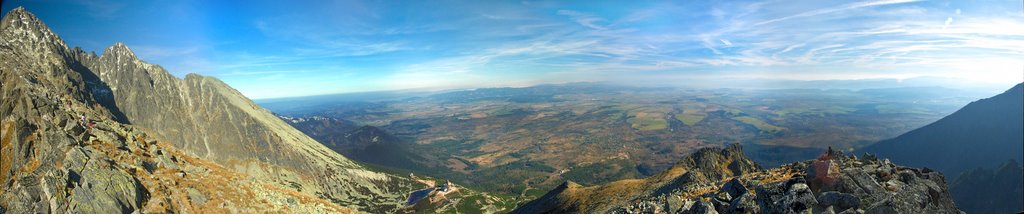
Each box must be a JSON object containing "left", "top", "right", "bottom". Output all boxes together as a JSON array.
[
  {"left": 513, "top": 145, "right": 962, "bottom": 214},
  {"left": 0, "top": 7, "right": 425, "bottom": 213}
]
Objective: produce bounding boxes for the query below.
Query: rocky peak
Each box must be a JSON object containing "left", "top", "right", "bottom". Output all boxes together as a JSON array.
[
  {"left": 101, "top": 42, "right": 138, "bottom": 61},
  {"left": 662, "top": 143, "right": 761, "bottom": 180},
  {"left": 95, "top": 41, "right": 161, "bottom": 82},
  {"left": 0, "top": 7, "right": 68, "bottom": 54}
]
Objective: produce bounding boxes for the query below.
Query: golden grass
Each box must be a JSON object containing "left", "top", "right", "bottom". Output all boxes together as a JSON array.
[
  {"left": 262, "top": 184, "right": 355, "bottom": 213},
  {"left": 560, "top": 179, "right": 648, "bottom": 212},
  {"left": 71, "top": 124, "right": 353, "bottom": 213},
  {"left": 0, "top": 122, "right": 16, "bottom": 185}
]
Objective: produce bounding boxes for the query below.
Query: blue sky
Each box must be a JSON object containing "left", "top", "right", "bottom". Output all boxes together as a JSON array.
[{"left": 2, "top": 0, "right": 1022, "bottom": 99}]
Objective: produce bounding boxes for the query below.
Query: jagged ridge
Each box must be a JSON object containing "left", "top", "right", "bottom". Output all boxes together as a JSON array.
[{"left": 0, "top": 7, "right": 422, "bottom": 213}]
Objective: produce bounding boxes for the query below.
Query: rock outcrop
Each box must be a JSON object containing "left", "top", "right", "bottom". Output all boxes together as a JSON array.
[
  {"left": 0, "top": 7, "right": 420, "bottom": 213},
  {"left": 513, "top": 144, "right": 760, "bottom": 213},
  {"left": 513, "top": 145, "right": 963, "bottom": 214}
]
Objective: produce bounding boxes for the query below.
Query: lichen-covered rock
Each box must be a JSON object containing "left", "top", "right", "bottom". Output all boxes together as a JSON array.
[
  {"left": 726, "top": 193, "right": 758, "bottom": 214},
  {"left": 756, "top": 178, "right": 818, "bottom": 214},
  {"left": 720, "top": 179, "right": 747, "bottom": 199},
  {"left": 818, "top": 191, "right": 859, "bottom": 211},
  {"left": 185, "top": 188, "right": 207, "bottom": 206},
  {"left": 689, "top": 200, "right": 719, "bottom": 214},
  {"left": 68, "top": 158, "right": 145, "bottom": 213}
]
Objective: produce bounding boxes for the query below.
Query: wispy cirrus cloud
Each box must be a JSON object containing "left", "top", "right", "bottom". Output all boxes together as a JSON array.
[
  {"left": 753, "top": 0, "right": 923, "bottom": 26},
  {"left": 557, "top": 10, "right": 608, "bottom": 30},
  {"left": 231, "top": 0, "right": 1024, "bottom": 97},
  {"left": 372, "top": 0, "right": 1022, "bottom": 95},
  {"left": 13, "top": 0, "right": 1020, "bottom": 98}
]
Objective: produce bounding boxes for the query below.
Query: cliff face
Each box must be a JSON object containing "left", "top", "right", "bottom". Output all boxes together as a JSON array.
[
  {"left": 513, "top": 145, "right": 962, "bottom": 214},
  {"left": 0, "top": 7, "right": 419, "bottom": 213}
]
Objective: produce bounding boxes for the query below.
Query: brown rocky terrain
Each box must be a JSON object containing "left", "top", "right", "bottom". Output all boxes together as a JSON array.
[{"left": 513, "top": 145, "right": 962, "bottom": 214}]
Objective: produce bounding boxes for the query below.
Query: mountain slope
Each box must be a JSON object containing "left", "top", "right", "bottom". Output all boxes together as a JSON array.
[
  {"left": 949, "top": 160, "right": 1024, "bottom": 214},
  {"left": 0, "top": 7, "right": 422, "bottom": 213},
  {"left": 279, "top": 116, "right": 519, "bottom": 213},
  {"left": 78, "top": 44, "right": 421, "bottom": 212},
  {"left": 282, "top": 116, "right": 428, "bottom": 171},
  {"left": 514, "top": 145, "right": 962, "bottom": 213},
  {"left": 861, "top": 83, "right": 1023, "bottom": 177}
]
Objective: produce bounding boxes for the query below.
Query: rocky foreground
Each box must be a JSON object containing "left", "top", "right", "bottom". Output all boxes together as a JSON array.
[
  {"left": 0, "top": 7, "right": 374, "bottom": 213},
  {"left": 0, "top": 7, "right": 522, "bottom": 213},
  {"left": 514, "top": 144, "right": 962, "bottom": 214}
]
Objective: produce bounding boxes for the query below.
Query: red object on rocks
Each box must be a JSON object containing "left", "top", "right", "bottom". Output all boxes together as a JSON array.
[{"left": 809, "top": 147, "right": 842, "bottom": 191}]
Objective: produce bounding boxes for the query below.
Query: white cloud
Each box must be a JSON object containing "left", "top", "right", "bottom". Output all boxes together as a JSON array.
[
  {"left": 557, "top": 10, "right": 608, "bottom": 30},
  {"left": 720, "top": 39, "right": 733, "bottom": 47},
  {"left": 778, "top": 44, "right": 804, "bottom": 54},
  {"left": 703, "top": 39, "right": 724, "bottom": 55},
  {"left": 754, "top": 0, "right": 922, "bottom": 26}
]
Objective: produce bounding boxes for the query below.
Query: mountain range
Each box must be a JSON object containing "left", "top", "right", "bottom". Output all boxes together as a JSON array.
[{"left": 0, "top": 7, "right": 423, "bottom": 213}]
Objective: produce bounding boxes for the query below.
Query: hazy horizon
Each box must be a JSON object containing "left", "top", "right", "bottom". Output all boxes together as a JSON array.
[
  {"left": 2, "top": 2, "right": 1022, "bottom": 213},
  {"left": 3, "top": 0, "right": 1022, "bottom": 99}
]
